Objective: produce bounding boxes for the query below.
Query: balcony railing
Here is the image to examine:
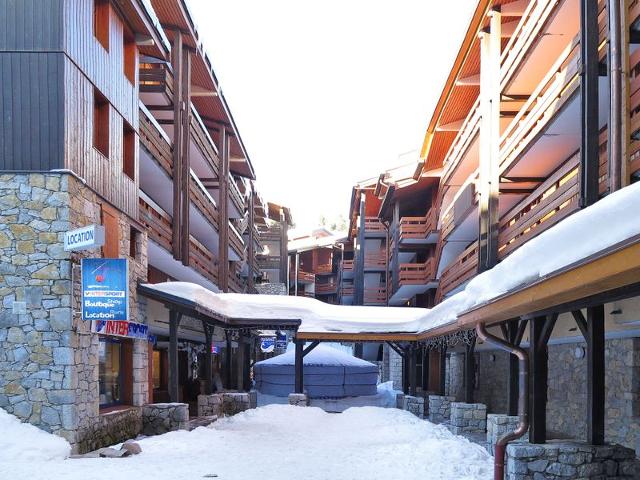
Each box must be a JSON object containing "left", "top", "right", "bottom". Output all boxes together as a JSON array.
[
  {"left": 436, "top": 242, "right": 478, "bottom": 303},
  {"left": 139, "top": 104, "right": 172, "bottom": 177},
  {"left": 291, "top": 270, "right": 315, "bottom": 284},
  {"left": 229, "top": 222, "right": 245, "bottom": 258},
  {"left": 139, "top": 194, "right": 172, "bottom": 252},
  {"left": 498, "top": 153, "right": 580, "bottom": 260},
  {"left": 364, "top": 250, "right": 387, "bottom": 269},
  {"left": 398, "top": 210, "right": 437, "bottom": 241},
  {"left": 139, "top": 62, "right": 173, "bottom": 96},
  {"left": 190, "top": 172, "right": 219, "bottom": 229},
  {"left": 190, "top": 106, "right": 219, "bottom": 176},
  {"left": 340, "top": 285, "right": 355, "bottom": 296},
  {"left": 398, "top": 259, "right": 434, "bottom": 286},
  {"left": 189, "top": 235, "right": 218, "bottom": 284},
  {"left": 364, "top": 287, "right": 387, "bottom": 305},
  {"left": 341, "top": 259, "right": 354, "bottom": 271},
  {"left": 315, "top": 263, "right": 333, "bottom": 275},
  {"left": 364, "top": 217, "right": 385, "bottom": 234},
  {"left": 315, "top": 282, "right": 338, "bottom": 295},
  {"left": 229, "top": 264, "right": 244, "bottom": 293}
]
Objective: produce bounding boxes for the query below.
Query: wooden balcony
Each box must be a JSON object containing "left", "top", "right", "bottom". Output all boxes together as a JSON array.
[
  {"left": 228, "top": 264, "right": 244, "bottom": 293},
  {"left": 364, "top": 217, "right": 386, "bottom": 235},
  {"left": 498, "top": 153, "right": 580, "bottom": 260},
  {"left": 139, "top": 105, "right": 172, "bottom": 177},
  {"left": 364, "top": 287, "right": 387, "bottom": 305},
  {"left": 315, "top": 263, "right": 333, "bottom": 275},
  {"left": 190, "top": 173, "right": 219, "bottom": 229},
  {"left": 364, "top": 250, "right": 387, "bottom": 270},
  {"left": 315, "top": 282, "right": 338, "bottom": 295},
  {"left": 190, "top": 106, "right": 219, "bottom": 176},
  {"left": 139, "top": 62, "right": 173, "bottom": 97},
  {"left": 139, "top": 194, "right": 172, "bottom": 252},
  {"left": 398, "top": 259, "right": 435, "bottom": 286},
  {"left": 340, "top": 285, "right": 355, "bottom": 297},
  {"left": 341, "top": 259, "right": 354, "bottom": 271},
  {"left": 189, "top": 235, "right": 218, "bottom": 285},
  {"left": 291, "top": 270, "right": 315, "bottom": 284},
  {"left": 229, "top": 222, "right": 245, "bottom": 259},
  {"left": 436, "top": 243, "right": 478, "bottom": 302},
  {"left": 398, "top": 209, "right": 437, "bottom": 243}
]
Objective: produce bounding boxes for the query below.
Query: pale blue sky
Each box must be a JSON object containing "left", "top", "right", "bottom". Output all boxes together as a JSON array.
[{"left": 188, "top": 0, "right": 476, "bottom": 230}]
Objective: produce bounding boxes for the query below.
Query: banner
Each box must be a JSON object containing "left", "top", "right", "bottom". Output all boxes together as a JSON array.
[
  {"left": 260, "top": 337, "right": 275, "bottom": 353},
  {"left": 81, "top": 258, "right": 129, "bottom": 321},
  {"left": 275, "top": 331, "right": 287, "bottom": 350},
  {"left": 93, "top": 320, "right": 148, "bottom": 340}
]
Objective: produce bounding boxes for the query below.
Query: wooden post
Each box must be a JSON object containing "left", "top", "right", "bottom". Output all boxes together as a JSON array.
[
  {"left": 409, "top": 345, "right": 418, "bottom": 396},
  {"left": 243, "top": 337, "right": 252, "bottom": 391},
  {"left": 225, "top": 329, "right": 232, "bottom": 389},
  {"left": 202, "top": 321, "right": 213, "bottom": 395},
  {"left": 294, "top": 340, "right": 304, "bottom": 393},
  {"left": 391, "top": 201, "right": 400, "bottom": 295},
  {"left": 247, "top": 190, "right": 256, "bottom": 292},
  {"left": 505, "top": 319, "right": 527, "bottom": 415},
  {"left": 218, "top": 128, "right": 230, "bottom": 291},
  {"left": 180, "top": 46, "right": 191, "bottom": 265},
  {"left": 529, "top": 314, "right": 557, "bottom": 443},
  {"left": 355, "top": 192, "right": 366, "bottom": 305},
  {"left": 279, "top": 216, "right": 288, "bottom": 284},
  {"left": 168, "top": 310, "right": 182, "bottom": 402},
  {"left": 439, "top": 347, "right": 447, "bottom": 395},
  {"left": 171, "top": 32, "right": 183, "bottom": 261},
  {"left": 478, "top": 9, "right": 501, "bottom": 272},
  {"left": 586, "top": 305, "right": 605, "bottom": 445},
  {"left": 580, "top": 0, "right": 600, "bottom": 207},
  {"left": 464, "top": 337, "right": 476, "bottom": 403},
  {"left": 422, "top": 348, "right": 430, "bottom": 391},
  {"left": 354, "top": 343, "right": 363, "bottom": 359}
]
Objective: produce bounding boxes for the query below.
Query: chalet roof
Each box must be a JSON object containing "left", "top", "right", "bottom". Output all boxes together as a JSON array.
[{"left": 149, "top": 0, "right": 256, "bottom": 179}]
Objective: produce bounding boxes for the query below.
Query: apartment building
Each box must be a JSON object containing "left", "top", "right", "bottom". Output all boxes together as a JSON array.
[{"left": 0, "top": 0, "right": 272, "bottom": 452}]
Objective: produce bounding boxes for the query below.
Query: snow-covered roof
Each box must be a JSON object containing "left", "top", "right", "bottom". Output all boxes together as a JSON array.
[
  {"left": 141, "top": 182, "right": 640, "bottom": 338},
  {"left": 255, "top": 344, "right": 375, "bottom": 367}
]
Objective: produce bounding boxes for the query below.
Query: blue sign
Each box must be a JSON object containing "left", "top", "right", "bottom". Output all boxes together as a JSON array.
[
  {"left": 82, "top": 258, "right": 129, "bottom": 321},
  {"left": 260, "top": 337, "right": 275, "bottom": 353},
  {"left": 275, "top": 331, "right": 287, "bottom": 350}
]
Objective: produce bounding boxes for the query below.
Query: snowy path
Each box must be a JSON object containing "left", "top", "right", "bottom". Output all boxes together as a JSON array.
[{"left": 1, "top": 405, "right": 493, "bottom": 480}]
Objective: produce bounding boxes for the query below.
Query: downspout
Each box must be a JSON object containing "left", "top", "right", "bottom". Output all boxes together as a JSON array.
[
  {"left": 608, "top": 0, "right": 622, "bottom": 192},
  {"left": 476, "top": 323, "right": 529, "bottom": 480}
]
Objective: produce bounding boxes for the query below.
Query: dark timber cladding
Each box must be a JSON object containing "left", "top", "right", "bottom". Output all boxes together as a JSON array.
[{"left": 354, "top": 193, "right": 366, "bottom": 305}]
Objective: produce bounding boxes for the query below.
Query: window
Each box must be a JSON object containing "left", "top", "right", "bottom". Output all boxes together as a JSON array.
[
  {"left": 93, "top": 88, "right": 110, "bottom": 158},
  {"left": 99, "top": 338, "right": 122, "bottom": 407},
  {"left": 123, "top": 121, "right": 135, "bottom": 180},
  {"left": 123, "top": 26, "right": 136, "bottom": 84},
  {"left": 93, "top": 0, "right": 110, "bottom": 51},
  {"left": 129, "top": 226, "right": 140, "bottom": 259}
]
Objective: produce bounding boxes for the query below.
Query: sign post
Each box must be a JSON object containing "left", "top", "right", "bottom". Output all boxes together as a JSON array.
[{"left": 81, "top": 258, "right": 129, "bottom": 321}]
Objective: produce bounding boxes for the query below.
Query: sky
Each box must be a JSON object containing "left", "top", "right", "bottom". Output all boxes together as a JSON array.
[{"left": 187, "top": 0, "right": 477, "bottom": 231}]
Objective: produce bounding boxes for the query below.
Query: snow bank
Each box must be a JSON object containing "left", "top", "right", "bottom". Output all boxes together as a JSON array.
[
  {"left": 256, "top": 343, "right": 375, "bottom": 367},
  {"left": 0, "top": 408, "right": 70, "bottom": 463}
]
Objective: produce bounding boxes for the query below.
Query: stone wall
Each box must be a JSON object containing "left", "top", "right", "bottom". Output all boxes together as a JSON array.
[
  {"left": 198, "top": 394, "right": 223, "bottom": 417},
  {"left": 487, "top": 414, "right": 529, "bottom": 455},
  {"left": 506, "top": 442, "right": 640, "bottom": 479},
  {"left": 472, "top": 337, "right": 640, "bottom": 453},
  {"left": 450, "top": 402, "right": 486, "bottom": 435},
  {"left": 254, "top": 283, "right": 287, "bottom": 295},
  {"left": 401, "top": 395, "right": 425, "bottom": 419},
  {"left": 387, "top": 346, "right": 403, "bottom": 391},
  {"left": 142, "top": 403, "right": 189, "bottom": 435},
  {"left": 445, "top": 352, "right": 465, "bottom": 401},
  {"left": 77, "top": 407, "right": 142, "bottom": 453},
  {"left": 428, "top": 395, "right": 456, "bottom": 424},
  {"left": 0, "top": 173, "right": 149, "bottom": 453},
  {"left": 289, "top": 393, "right": 309, "bottom": 406}
]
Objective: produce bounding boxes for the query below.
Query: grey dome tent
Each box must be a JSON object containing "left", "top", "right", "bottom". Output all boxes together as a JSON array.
[{"left": 254, "top": 344, "right": 378, "bottom": 398}]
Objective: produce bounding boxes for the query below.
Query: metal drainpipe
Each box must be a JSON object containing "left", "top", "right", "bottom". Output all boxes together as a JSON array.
[
  {"left": 608, "top": 0, "right": 622, "bottom": 193},
  {"left": 476, "top": 323, "right": 529, "bottom": 480}
]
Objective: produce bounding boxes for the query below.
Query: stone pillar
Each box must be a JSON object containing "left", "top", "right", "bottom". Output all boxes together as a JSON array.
[
  {"left": 402, "top": 395, "right": 425, "bottom": 419},
  {"left": 428, "top": 395, "right": 456, "bottom": 423},
  {"left": 288, "top": 393, "right": 309, "bottom": 406},
  {"left": 505, "top": 442, "right": 640, "bottom": 479},
  {"left": 197, "top": 394, "right": 222, "bottom": 417},
  {"left": 141, "top": 403, "right": 189, "bottom": 435},
  {"left": 486, "top": 414, "right": 528, "bottom": 455},
  {"left": 221, "top": 392, "right": 252, "bottom": 416},
  {"left": 449, "top": 402, "right": 487, "bottom": 435}
]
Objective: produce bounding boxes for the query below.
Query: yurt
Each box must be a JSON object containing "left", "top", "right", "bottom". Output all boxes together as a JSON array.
[{"left": 254, "top": 344, "right": 378, "bottom": 398}]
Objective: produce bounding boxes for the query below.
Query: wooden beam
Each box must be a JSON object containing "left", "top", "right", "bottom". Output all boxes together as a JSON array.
[
  {"left": 180, "top": 47, "right": 191, "bottom": 265},
  {"left": 455, "top": 73, "right": 480, "bottom": 86},
  {"left": 586, "top": 305, "right": 605, "bottom": 445},
  {"left": 439, "top": 347, "right": 447, "bottom": 395},
  {"left": 168, "top": 310, "right": 182, "bottom": 402},
  {"left": 247, "top": 190, "right": 256, "bottom": 292},
  {"left": 571, "top": 310, "right": 588, "bottom": 339},
  {"left": 202, "top": 321, "right": 213, "bottom": 394},
  {"left": 464, "top": 337, "right": 476, "bottom": 403},
  {"left": 225, "top": 329, "right": 233, "bottom": 389},
  {"left": 529, "top": 316, "right": 548, "bottom": 443},
  {"left": 295, "top": 340, "right": 304, "bottom": 393},
  {"left": 303, "top": 340, "right": 320, "bottom": 356},
  {"left": 171, "top": 31, "right": 183, "bottom": 261},
  {"left": 409, "top": 345, "right": 418, "bottom": 396},
  {"left": 218, "top": 127, "right": 230, "bottom": 292},
  {"left": 501, "top": 0, "right": 528, "bottom": 16},
  {"left": 422, "top": 349, "right": 430, "bottom": 392}
]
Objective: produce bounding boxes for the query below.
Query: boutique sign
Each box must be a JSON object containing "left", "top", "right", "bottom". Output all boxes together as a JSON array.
[
  {"left": 93, "top": 320, "right": 148, "bottom": 340},
  {"left": 81, "top": 258, "right": 129, "bottom": 321}
]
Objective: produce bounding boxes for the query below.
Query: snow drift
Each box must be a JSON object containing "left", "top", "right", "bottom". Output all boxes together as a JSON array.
[
  {"left": 254, "top": 344, "right": 378, "bottom": 397},
  {"left": 0, "top": 408, "right": 70, "bottom": 462}
]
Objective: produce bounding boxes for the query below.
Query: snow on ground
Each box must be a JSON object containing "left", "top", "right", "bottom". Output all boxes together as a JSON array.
[
  {"left": 0, "top": 408, "right": 71, "bottom": 462},
  {"left": 0, "top": 405, "right": 493, "bottom": 480}
]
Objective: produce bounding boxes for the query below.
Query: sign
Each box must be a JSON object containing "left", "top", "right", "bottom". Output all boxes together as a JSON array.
[
  {"left": 211, "top": 345, "right": 220, "bottom": 354},
  {"left": 275, "top": 331, "right": 287, "bottom": 350},
  {"left": 93, "top": 320, "right": 149, "bottom": 340},
  {"left": 260, "top": 337, "right": 275, "bottom": 353},
  {"left": 64, "top": 225, "right": 105, "bottom": 251},
  {"left": 81, "top": 258, "right": 129, "bottom": 321}
]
